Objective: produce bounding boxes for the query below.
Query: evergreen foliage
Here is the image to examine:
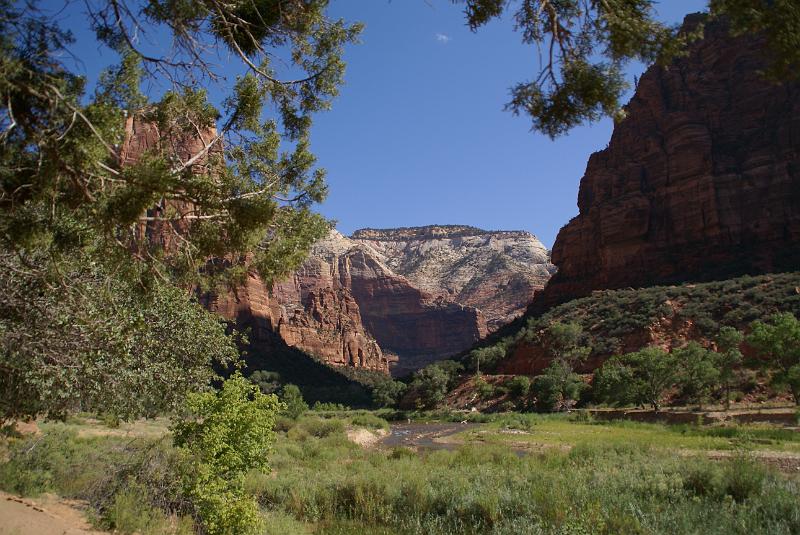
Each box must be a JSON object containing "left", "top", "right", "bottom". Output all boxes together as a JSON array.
[
  {"left": 456, "top": 0, "right": 799, "bottom": 136},
  {"left": 0, "top": 0, "right": 360, "bottom": 420}
]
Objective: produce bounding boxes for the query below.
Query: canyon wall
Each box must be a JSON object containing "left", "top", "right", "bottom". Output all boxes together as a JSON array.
[
  {"left": 352, "top": 225, "right": 555, "bottom": 330},
  {"left": 288, "top": 230, "right": 490, "bottom": 375},
  {"left": 533, "top": 15, "right": 800, "bottom": 312}
]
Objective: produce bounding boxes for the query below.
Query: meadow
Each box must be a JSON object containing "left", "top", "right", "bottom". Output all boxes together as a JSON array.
[{"left": 1, "top": 411, "right": 799, "bottom": 535}]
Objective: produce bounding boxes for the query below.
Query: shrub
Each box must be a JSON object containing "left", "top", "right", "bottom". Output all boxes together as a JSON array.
[
  {"left": 280, "top": 384, "right": 309, "bottom": 419},
  {"left": 722, "top": 456, "right": 766, "bottom": 502},
  {"left": 172, "top": 374, "right": 281, "bottom": 535},
  {"left": 296, "top": 416, "right": 345, "bottom": 438},
  {"left": 248, "top": 370, "right": 282, "bottom": 395},
  {"left": 475, "top": 376, "right": 496, "bottom": 399},
  {"left": 506, "top": 376, "right": 531, "bottom": 397},
  {"left": 350, "top": 413, "right": 390, "bottom": 431}
]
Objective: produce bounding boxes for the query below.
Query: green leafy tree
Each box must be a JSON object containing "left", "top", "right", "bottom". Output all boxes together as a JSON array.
[
  {"left": 467, "top": 345, "right": 506, "bottom": 373},
  {"left": 530, "top": 322, "right": 591, "bottom": 410},
  {"left": 747, "top": 313, "right": 800, "bottom": 404},
  {"left": 532, "top": 360, "right": 586, "bottom": 411},
  {"left": 172, "top": 374, "right": 281, "bottom": 535},
  {"left": 248, "top": 370, "right": 282, "bottom": 395},
  {"left": 507, "top": 375, "right": 532, "bottom": 397},
  {"left": 456, "top": 0, "right": 799, "bottom": 137},
  {"left": 715, "top": 326, "right": 744, "bottom": 410},
  {"left": 411, "top": 365, "right": 451, "bottom": 410},
  {"left": 675, "top": 342, "right": 720, "bottom": 409},
  {"left": 0, "top": 252, "right": 239, "bottom": 424},
  {"left": 0, "top": 0, "right": 361, "bottom": 420},
  {"left": 594, "top": 346, "right": 679, "bottom": 411},
  {"left": 280, "top": 384, "right": 309, "bottom": 419},
  {"left": 546, "top": 321, "right": 591, "bottom": 366},
  {"left": 371, "top": 379, "right": 407, "bottom": 408}
]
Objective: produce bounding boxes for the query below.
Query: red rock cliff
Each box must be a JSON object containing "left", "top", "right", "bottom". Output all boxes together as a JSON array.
[
  {"left": 120, "top": 114, "right": 390, "bottom": 374},
  {"left": 291, "top": 231, "right": 489, "bottom": 375},
  {"left": 535, "top": 15, "right": 800, "bottom": 311}
]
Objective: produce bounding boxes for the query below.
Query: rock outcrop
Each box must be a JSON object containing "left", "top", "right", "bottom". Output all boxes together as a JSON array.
[
  {"left": 201, "top": 265, "right": 390, "bottom": 373},
  {"left": 352, "top": 225, "right": 555, "bottom": 329},
  {"left": 291, "top": 230, "right": 489, "bottom": 375},
  {"left": 534, "top": 14, "right": 800, "bottom": 312}
]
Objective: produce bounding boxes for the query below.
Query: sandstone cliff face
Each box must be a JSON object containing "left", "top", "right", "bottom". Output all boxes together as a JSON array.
[
  {"left": 536, "top": 15, "right": 800, "bottom": 311},
  {"left": 352, "top": 226, "right": 555, "bottom": 330},
  {"left": 120, "top": 118, "right": 551, "bottom": 376},
  {"left": 293, "top": 230, "right": 489, "bottom": 375},
  {"left": 120, "top": 115, "right": 221, "bottom": 252},
  {"left": 201, "top": 267, "right": 390, "bottom": 373}
]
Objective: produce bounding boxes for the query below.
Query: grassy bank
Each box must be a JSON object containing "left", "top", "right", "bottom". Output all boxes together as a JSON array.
[{"left": 1, "top": 413, "right": 799, "bottom": 534}]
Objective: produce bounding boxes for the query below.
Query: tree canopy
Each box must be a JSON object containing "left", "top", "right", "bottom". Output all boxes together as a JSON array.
[{"left": 0, "top": 0, "right": 360, "bottom": 421}]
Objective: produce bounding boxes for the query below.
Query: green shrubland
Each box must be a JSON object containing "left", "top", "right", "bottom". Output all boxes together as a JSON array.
[{"left": 4, "top": 409, "right": 800, "bottom": 535}]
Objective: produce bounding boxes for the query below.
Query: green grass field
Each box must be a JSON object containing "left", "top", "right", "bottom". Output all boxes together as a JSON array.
[
  {"left": 447, "top": 413, "right": 800, "bottom": 454},
  {"left": 1, "top": 412, "right": 798, "bottom": 534}
]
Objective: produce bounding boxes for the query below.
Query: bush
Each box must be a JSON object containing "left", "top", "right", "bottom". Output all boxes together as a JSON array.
[
  {"left": 723, "top": 456, "right": 766, "bottom": 502},
  {"left": 475, "top": 376, "right": 496, "bottom": 399},
  {"left": 280, "top": 384, "right": 309, "bottom": 419},
  {"left": 248, "top": 370, "right": 282, "bottom": 395},
  {"left": 296, "top": 417, "right": 345, "bottom": 438},
  {"left": 506, "top": 376, "right": 531, "bottom": 397},
  {"left": 172, "top": 374, "right": 281, "bottom": 535},
  {"left": 350, "top": 413, "right": 390, "bottom": 431}
]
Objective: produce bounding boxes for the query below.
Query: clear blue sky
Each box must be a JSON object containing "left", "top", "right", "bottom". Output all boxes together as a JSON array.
[{"left": 58, "top": 0, "right": 708, "bottom": 247}]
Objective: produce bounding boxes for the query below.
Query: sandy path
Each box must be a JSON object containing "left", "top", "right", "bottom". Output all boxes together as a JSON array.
[{"left": 0, "top": 492, "right": 106, "bottom": 535}]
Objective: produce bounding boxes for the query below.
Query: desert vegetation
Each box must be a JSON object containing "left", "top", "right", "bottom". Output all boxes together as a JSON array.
[
  {"left": 453, "top": 274, "right": 800, "bottom": 411},
  {"left": 2, "top": 407, "right": 800, "bottom": 535}
]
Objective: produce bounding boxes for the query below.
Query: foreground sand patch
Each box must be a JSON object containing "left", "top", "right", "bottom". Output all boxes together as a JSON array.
[
  {"left": 347, "top": 427, "right": 389, "bottom": 448},
  {"left": 0, "top": 492, "right": 106, "bottom": 534}
]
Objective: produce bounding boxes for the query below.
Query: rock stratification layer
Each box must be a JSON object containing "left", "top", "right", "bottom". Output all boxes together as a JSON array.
[
  {"left": 289, "top": 230, "right": 490, "bottom": 375},
  {"left": 535, "top": 15, "right": 800, "bottom": 311},
  {"left": 352, "top": 225, "right": 555, "bottom": 330}
]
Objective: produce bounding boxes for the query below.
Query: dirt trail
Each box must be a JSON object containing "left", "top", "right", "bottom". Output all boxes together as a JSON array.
[{"left": 0, "top": 492, "right": 106, "bottom": 535}]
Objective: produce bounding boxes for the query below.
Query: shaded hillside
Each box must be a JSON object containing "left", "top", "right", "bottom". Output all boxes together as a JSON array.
[{"left": 236, "top": 328, "right": 379, "bottom": 408}]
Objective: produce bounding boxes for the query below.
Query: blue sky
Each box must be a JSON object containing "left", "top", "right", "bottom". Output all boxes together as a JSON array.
[{"left": 58, "top": 0, "right": 708, "bottom": 247}]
